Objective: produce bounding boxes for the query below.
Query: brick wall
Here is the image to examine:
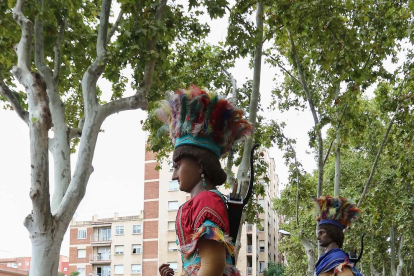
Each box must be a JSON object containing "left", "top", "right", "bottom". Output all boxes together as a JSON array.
[
  {"left": 145, "top": 151, "right": 157, "bottom": 161},
  {"left": 69, "top": 227, "right": 93, "bottom": 245},
  {"left": 144, "top": 201, "right": 159, "bottom": 219},
  {"left": 143, "top": 221, "right": 158, "bottom": 239},
  {"left": 143, "top": 260, "right": 158, "bottom": 276},
  {"left": 144, "top": 181, "right": 159, "bottom": 200},
  {"left": 143, "top": 241, "right": 158, "bottom": 259},
  {"left": 69, "top": 246, "right": 92, "bottom": 264},
  {"left": 145, "top": 162, "right": 159, "bottom": 180}
]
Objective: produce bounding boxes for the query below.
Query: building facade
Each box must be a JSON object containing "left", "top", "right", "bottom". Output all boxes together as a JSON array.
[
  {"left": 69, "top": 213, "right": 144, "bottom": 276},
  {"left": 69, "top": 149, "right": 280, "bottom": 276},
  {"left": 0, "top": 255, "right": 68, "bottom": 276}
]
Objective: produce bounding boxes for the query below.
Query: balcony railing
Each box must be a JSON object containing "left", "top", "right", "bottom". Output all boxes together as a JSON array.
[
  {"left": 247, "top": 267, "right": 252, "bottom": 275},
  {"left": 247, "top": 245, "right": 252, "bottom": 254},
  {"left": 89, "top": 254, "right": 111, "bottom": 263},
  {"left": 90, "top": 235, "right": 112, "bottom": 243},
  {"left": 96, "top": 273, "right": 110, "bottom": 276}
]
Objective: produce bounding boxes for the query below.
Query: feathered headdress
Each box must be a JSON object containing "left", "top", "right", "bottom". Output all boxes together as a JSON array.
[
  {"left": 156, "top": 85, "right": 253, "bottom": 157},
  {"left": 314, "top": 196, "right": 361, "bottom": 230}
]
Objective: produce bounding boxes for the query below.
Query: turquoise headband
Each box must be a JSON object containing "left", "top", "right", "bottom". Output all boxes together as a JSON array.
[{"left": 175, "top": 134, "right": 221, "bottom": 157}]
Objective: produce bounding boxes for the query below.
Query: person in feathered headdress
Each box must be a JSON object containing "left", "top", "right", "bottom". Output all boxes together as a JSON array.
[
  {"left": 155, "top": 85, "right": 253, "bottom": 276},
  {"left": 314, "top": 196, "right": 363, "bottom": 276}
]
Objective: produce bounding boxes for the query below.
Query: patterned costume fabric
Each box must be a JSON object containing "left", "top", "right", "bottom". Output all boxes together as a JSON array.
[
  {"left": 315, "top": 248, "right": 363, "bottom": 276},
  {"left": 176, "top": 190, "right": 241, "bottom": 276}
]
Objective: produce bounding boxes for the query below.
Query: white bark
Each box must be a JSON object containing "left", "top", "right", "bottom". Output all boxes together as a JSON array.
[
  {"left": 9, "top": 0, "right": 168, "bottom": 275},
  {"left": 234, "top": 1, "right": 263, "bottom": 260},
  {"left": 357, "top": 103, "right": 400, "bottom": 207},
  {"left": 396, "top": 236, "right": 404, "bottom": 276},
  {"left": 287, "top": 30, "right": 323, "bottom": 198},
  {"left": 301, "top": 237, "right": 316, "bottom": 276},
  {"left": 334, "top": 84, "right": 340, "bottom": 197},
  {"left": 391, "top": 226, "right": 396, "bottom": 276}
]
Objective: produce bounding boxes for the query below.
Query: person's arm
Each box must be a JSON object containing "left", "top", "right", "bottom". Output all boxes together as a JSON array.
[{"left": 197, "top": 238, "right": 226, "bottom": 276}]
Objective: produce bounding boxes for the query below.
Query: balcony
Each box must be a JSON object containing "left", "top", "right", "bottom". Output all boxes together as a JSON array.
[
  {"left": 90, "top": 234, "right": 112, "bottom": 245},
  {"left": 247, "top": 267, "right": 252, "bottom": 275},
  {"left": 89, "top": 254, "right": 111, "bottom": 264},
  {"left": 247, "top": 245, "right": 252, "bottom": 255}
]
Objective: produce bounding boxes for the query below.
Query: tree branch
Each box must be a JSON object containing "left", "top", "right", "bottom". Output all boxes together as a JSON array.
[
  {"left": 53, "top": 19, "right": 66, "bottom": 85},
  {"left": 323, "top": 103, "right": 348, "bottom": 166},
  {"left": 12, "top": 0, "right": 33, "bottom": 70},
  {"left": 101, "top": 91, "right": 148, "bottom": 117},
  {"left": 268, "top": 55, "right": 302, "bottom": 86},
  {"left": 34, "top": 0, "right": 54, "bottom": 90},
  {"left": 97, "top": 0, "right": 112, "bottom": 56},
  {"left": 288, "top": 29, "right": 323, "bottom": 197},
  {"left": 69, "top": 128, "right": 82, "bottom": 139},
  {"left": 0, "top": 72, "right": 29, "bottom": 124},
  {"left": 357, "top": 103, "right": 400, "bottom": 207},
  {"left": 107, "top": 8, "right": 124, "bottom": 43},
  {"left": 140, "top": 0, "right": 168, "bottom": 98},
  {"left": 82, "top": 0, "right": 112, "bottom": 113}
]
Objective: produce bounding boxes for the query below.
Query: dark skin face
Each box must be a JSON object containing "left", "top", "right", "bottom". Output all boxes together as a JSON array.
[
  {"left": 171, "top": 157, "right": 216, "bottom": 198},
  {"left": 317, "top": 228, "right": 339, "bottom": 252}
]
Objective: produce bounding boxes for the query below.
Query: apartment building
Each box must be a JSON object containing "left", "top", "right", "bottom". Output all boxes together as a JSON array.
[
  {"left": 69, "top": 212, "right": 144, "bottom": 276},
  {"left": 236, "top": 151, "right": 281, "bottom": 276},
  {"left": 68, "top": 149, "right": 280, "bottom": 276},
  {"left": 145, "top": 149, "right": 281, "bottom": 276},
  {"left": 0, "top": 256, "right": 68, "bottom": 276}
]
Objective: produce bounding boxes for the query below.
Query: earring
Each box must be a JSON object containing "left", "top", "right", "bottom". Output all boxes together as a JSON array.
[{"left": 201, "top": 174, "right": 206, "bottom": 187}]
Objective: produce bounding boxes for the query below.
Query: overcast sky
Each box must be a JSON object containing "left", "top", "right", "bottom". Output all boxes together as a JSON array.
[{"left": 0, "top": 3, "right": 317, "bottom": 258}]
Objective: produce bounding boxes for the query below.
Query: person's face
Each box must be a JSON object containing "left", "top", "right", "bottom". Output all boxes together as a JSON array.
[
  {"left": 172, "top": 157, "right": 202, "bottom": 193},
  {"left": 317, "top": 228, "right": 333, "bottom": 248}
]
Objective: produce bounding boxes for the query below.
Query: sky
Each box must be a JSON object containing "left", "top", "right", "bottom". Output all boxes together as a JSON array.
[{"left": 0, "top": 3, "right": 318, "bottom": 258}]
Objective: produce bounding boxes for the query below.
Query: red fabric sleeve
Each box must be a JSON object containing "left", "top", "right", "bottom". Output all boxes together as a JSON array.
[{"left": 190, "top": 191, "right": 229, "bottom": 232}]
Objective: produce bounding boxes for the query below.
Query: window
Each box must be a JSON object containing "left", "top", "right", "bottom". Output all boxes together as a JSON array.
[
  {"left": 168, "top": 180, "right": 179, "bottom": 191},
  {"left": 259, "top": 240, "right": 265, "bottom": 252},
  {"left": 25, "top": 261, "right": 29, "bottom": 266},
  {"left": 259, "top": 261, "right": 265, "bottom": 272},
  {"left": 132, "top": 224, "right": 142, "bottom": 234},
  {"left": 258, "top": 219, "right": 264, "bottom": 231},
  {"left": 168, "top": 201, "right": 178, "bottom": 210},
  {"left": 168, "top": 241, "right": 177, "bottom": 251},
  {"left": 115, "top": 225, "right": 124, "bottom": 235},
  {"left": 115, "top": 245, "right": 124, "bottom": 255},
  {"left": 131, "top": 264, "right": 142, "bottom": 274},
  {"left": 168, "top": 221, "right": 175, "bottom": 231},
  {"left": 77, "top": 268, "right": 85, "bottom": 276},
  {"left": 63, "top": 268, "right": 67, "bottom": 271},
  {"left": 169, "top": 262, "right": 178, "bottom": 272},
  {"left": 77, "top": 229, "right": 87, "bottom": 239},
  {"left": 258, "top": 199, "right": 265, "bottom": 208},
  {"left": 114, "top": 265, "right": 124, "bottom": 274},
  {"left": 18, "top": 263, "right": 21, "bottom": 266},
  {"left": 132, "top": 244, "right": 142, "bottom": 254},
  {"left": 169, "top": 162, "right": 174, "bottom": 171},
  {"left": 77, "top": 249, "right": 86, "bottom": 258}
]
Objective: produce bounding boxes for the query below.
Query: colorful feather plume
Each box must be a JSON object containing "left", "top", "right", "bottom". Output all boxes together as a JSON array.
[
  {"left": 155, "top": 85, "right": 253, "bottom": 156},
  {"left": 314, "top": 196, "right": 361, "bottom": 229}
]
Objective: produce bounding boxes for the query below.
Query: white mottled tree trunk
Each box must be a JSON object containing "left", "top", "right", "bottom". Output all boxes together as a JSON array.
[
  {"left": 7, "top": 0, "right": 167, "bottom": 275},
  {"left": 234, "top": 0, "right": 263, "bottom": 261},
  {"left": 301, "top": 238, "right": 316, "bottom": 276}
]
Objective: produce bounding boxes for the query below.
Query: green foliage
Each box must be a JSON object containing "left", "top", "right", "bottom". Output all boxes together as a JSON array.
[
  {"left": 69, "top": 272, "right": 79, "bottom": 276},
  {"left": 57, "top": 272, "right": 65, "bottom": 276},
  {"left": 263, "top": 262, "right": 285, "bottom": 276}
]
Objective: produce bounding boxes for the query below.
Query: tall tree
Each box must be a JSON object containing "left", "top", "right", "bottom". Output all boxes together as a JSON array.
[{"left": 0, "top": 0, "right": 232, "bottom": 274}]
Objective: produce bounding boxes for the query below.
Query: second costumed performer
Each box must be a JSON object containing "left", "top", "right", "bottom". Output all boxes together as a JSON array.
[
  {"left": 156, "top": 85, "right": 253, "bottom": 276},
  {"left": 314, "top": 196, "right": 362, "bottom": 276}
]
